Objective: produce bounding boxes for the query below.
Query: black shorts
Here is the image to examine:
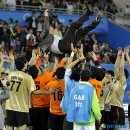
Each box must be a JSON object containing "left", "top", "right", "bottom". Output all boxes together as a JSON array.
[
  {"left": 29, "top": 108, "right": 33, "bottom": 126},
  {"left": 128, "top": 104, "right": 130, "bottom": 121},
  {"left": 63, "top": 115, "right": 73, "bottom": 130},
  {"left": 6, "top": 110, "right": 30, "bottom": 127},
  {"left": 110, "top": 106, "right": 125, "bottom": 125},
  {"left": 48, "top": 113, "right": 65, "bottom": 130}
]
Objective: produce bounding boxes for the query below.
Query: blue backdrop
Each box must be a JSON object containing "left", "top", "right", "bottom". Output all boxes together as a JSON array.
[{"left": 96, "top": 22, "right": 130, "bottom": 49}]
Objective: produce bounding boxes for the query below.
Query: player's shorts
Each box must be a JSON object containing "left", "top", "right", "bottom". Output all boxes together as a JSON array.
[
  {"left": 29, "top": 108, "right": 33, "bottom": 126},
  {"left": 110, "top": 106, "right": 125, "bottom": 125},
  {"left": 48, "top": 113, "right": 65, "bottom": 130},
  {"left": 6, "top": 110, "right": 30, "bottom": 127}
]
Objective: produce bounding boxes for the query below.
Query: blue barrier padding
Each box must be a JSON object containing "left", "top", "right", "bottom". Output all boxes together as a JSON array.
[{"left": 96, "top": 22, "right": 130, "bottom": 49}]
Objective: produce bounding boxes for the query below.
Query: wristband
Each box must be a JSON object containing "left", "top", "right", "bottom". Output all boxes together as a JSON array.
[{"left": 70, "top": 52, "right": 74, "bottom": 58}]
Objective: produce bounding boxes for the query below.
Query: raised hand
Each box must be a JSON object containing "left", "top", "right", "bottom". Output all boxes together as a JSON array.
[
  {"left": 77, "top": 44, "right": 84, "bottom": 57},
  {"left": 32, "top": 49, "right": 37, "bottom": 58},
  {"left": 89, "top": 51, "right": 97, "bottom": 61},
  {"left": 117, "top": 47, "right": 122, "bottom": 56},
  {"left": 79, "top": 54, "right": 85, "bottom": 61},
  {"left": 44, "top": 53, "right": 49, "bottom": 61},
  {"left": 9, "top": 52, "right": 14, "bottom": 61},
  {"left": 71, "top": 43, "right": 77, "bottom": 53},
  {"left": 124, "top": 46, "right": 130, "bottom": 55},
  {"left": 44, "top": 9, "right": 48, "bottom": 17}
]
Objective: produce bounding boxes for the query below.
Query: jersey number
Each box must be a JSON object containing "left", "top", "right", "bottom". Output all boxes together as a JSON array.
[
  {"left": 53, "top": 90, "right": 63, "bottom": 101},
  {"left": 10, "top": 80, "right": 21, "bottom": 92}
]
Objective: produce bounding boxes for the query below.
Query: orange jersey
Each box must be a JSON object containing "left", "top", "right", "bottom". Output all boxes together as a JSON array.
[
  {"left": 32, "top": 73, "right": 53, "bottom": 108},
  {"left": 89, "top": 79, "right": 103, "bottom": 99},
  {"left": 36, "top": 57, "right": 42, "bottom": 68},
  {"left": 45, "top": 79, "right": 65, "bottom": 115}
]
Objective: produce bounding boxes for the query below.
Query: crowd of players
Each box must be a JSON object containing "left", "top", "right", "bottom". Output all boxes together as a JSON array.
[{"left": 0, "top": 4, "right": 130, "bottom": 130}]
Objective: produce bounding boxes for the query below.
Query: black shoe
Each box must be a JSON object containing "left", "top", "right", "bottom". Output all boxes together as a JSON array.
[{"left": 84, "top": 1, "right": 93, "bottom": 15}]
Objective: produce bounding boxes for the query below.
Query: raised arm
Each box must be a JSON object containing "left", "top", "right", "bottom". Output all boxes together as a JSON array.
[
  {"left": 67, "top": 44, "right": 85, "bottom": 69},
  {"left": 66, "top": 43, "right": 77, "bottom": 67},
  {"left": 9, "top": 52, "right": 15, "bottom": 72},
  {"left": 114, "top": 48, "right": 122, "bottom": 77},
  {"left": 119, "top": 51, "right": 125, "bottom": 77},
  {"left": 28, "top": 49, "right": 38, "bottom": 66},
  {"left": 44, "top": 9, "right": 49, "bottom": 32},
  {"left": 40, "top": 9, "right": 50, "bottom": 38},
  {"left": 125, "top": 46, "right": 130, "bottom": 68},
  {"left": 89, "top": 51, "right": 100, "bottom": 67},
  {"left": 0, "top": 54, "right": 8, "bottom": 77}
]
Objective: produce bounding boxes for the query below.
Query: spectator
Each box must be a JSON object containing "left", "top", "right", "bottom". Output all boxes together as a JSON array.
[
  {"left": 19, "top": 26, "right": 28, "bottom": 52},
  {"left": 1, "top": 23, "right": 11, "bottom": 51},
  {"left": 2, "top": 62, "right": 10, "bottom": 74},
  {"left": 16, "top": 0, "right": 22, "bottom": 10},
  {"left": 54, "top": 0, "right": 61, "bottom": 8},
  {"left": 45, "top": 0, "right": 54, "bottom": 9},
  {"left": 26, "top": 32, "right": 36, "bottom": 61},
  {"left": 14, "top": 20, "right": 21, "bottom": 36},
  {"left": 26, "top": 29, "right": 36, "bottom": 42},
  {"left": 118, "top": 8, "right": 124, "bottom": 18},
  {"left": 67, "top": 1, "right": 74, "bottom": 14},
  {"left": 124, "top": 3, "right": 130, "bottom": 18},
  {"left": 35, "top": 31, "right": 42, "bottom": 46},
  {"left": 23, "top": 0, "right": 30, "bottom": 6},
  {"left": 15, "top": 37, "right": 21, "bottom": 54},
  {"left": 31, "top": 0, "right": 43, "bottom": 7},
  {"left": 6, "top": 0, "right": 16, "bottom": 10},
  {"left": 60, "top": 0, "right": 67, "bottom": 9},
  {"left": 26, "top": 11, "right": 37, "bottom": 33},
  {"left": 36, "top": 12, "right": 44, "bottom": 32}
]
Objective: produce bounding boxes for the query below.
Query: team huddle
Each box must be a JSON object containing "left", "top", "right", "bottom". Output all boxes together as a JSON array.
[
  {"left": 0, "top": 45, "right": 129, "bottom": 130},
  {"left": 0, "top": 8, "right": 130, "bottom": 130}
]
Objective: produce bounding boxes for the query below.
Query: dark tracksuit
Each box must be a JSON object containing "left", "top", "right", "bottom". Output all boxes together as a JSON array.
[{"left": 39, "top": 14, "right": 99, "bottom": 54}]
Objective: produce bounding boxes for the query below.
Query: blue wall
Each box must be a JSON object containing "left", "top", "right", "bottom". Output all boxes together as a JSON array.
[{"left": 96, "top": 21, "right": 130, "bottom": 49}]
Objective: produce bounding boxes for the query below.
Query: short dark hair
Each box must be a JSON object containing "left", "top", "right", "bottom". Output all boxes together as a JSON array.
[
  {"left": 15, "top": 57, "right": 26, "bottom": 71},
  {"left": 53, "top": 67, "right": 65, "bottom": 79},
  {"left": 96, "top": 68, "right": 106, "bottom": 81},
  {"left": 106, "top": 70, "right": 114, "bottom": 77},
  {"left": 80, "top": 69, "right": 92, "bottom": 81},
  {"left": 70, "top": 67, "right": 81, "bottom": 81},
  {"left": 90, "top": 66, "right": 98, "bottom": 79},
  {"left": 28, "top": 65, "right": 39, "bottom": 79}
]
